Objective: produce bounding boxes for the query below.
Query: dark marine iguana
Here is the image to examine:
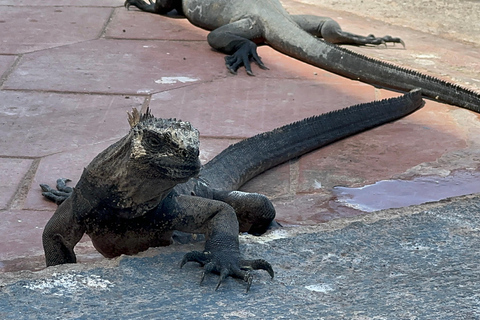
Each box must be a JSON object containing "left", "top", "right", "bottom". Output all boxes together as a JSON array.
[
  {"left": 41, "top": 90, "right": 424, "bottom": 291},
  {"left": 124, "top": 0, "right": 480, "bottom": 112}
]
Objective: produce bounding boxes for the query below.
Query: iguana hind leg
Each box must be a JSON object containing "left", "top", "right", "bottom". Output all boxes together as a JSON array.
[
  {"left": 211, "top": 190, "right": 277, "bottom": 236},
  {"left": 292, "top": 15, "right": 405, "bottom": 47}
]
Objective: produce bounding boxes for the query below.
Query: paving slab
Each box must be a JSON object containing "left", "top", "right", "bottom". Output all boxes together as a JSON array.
[
  {"left": 0, "top": 91, "right": 144, "bottom": 157},
  {"left": 106, "top": 7, "right": 209, "bottom": 40},
  {"left": 0, "top": 0, "right": 121, "bottom": 6},
  {"left": 0, "top": 158, "right": 33, "bottom": 210},
  {"left": 150, "top": 76, "right": 376, "bottom": 137},
  {"left": 0, "top": 55, "right": 16, "bottom": 80},
  {"left": 3, "top": 38, "right": 225, "bottom": 94},
  {"left": 0, "top": 6, "right": 113, "bottom": 54}
]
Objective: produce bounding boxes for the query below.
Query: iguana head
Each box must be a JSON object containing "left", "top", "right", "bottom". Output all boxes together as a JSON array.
[
  {"left": 82, "top": 107, "right": 201, "bottom": 214},
  {"left": 127, "top": 107, "right": 201, "bottom": 182}
]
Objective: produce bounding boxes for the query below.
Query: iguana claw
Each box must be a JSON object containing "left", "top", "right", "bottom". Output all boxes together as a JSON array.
[
  {"left": 180, "top": 250, "right": 273, "bottom": 292},
  {"left": 225, "top": 41, "right": 269, "bottom": 76}
]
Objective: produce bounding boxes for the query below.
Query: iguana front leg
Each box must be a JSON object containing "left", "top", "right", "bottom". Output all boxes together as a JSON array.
[
  {"left": 292, "top": 15, "right": 405, "bottom": 47},
  {"left": 207, "top": 18, "right": 269, "bottom": 76},
  {"left": 43, "top": 194, "right": 86, "bottom": 266},
  {"left": 168, "top": 194, "right": 274, "bottom": 291}
]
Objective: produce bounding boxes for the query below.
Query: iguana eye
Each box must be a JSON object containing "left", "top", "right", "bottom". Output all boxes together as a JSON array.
[{"left": 148, "top": 136, "right": 164, "bottom": 149}]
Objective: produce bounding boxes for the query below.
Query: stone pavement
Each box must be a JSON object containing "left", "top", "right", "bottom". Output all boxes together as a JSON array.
[{"left": 0, "top": 0, "right": 479, "bottom": 318}]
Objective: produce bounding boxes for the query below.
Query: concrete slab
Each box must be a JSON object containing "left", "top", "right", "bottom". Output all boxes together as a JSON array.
[
  {"left": 0, "top": 6, "right": 113, "bottom": 54},
  {"left": 1, "top": 194, "right": 479, "bottom": 319}
]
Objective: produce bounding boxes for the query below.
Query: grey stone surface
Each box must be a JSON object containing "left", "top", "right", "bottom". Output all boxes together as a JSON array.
[{"left": 1, "top": 194, "right": 479, "bottom": 319}]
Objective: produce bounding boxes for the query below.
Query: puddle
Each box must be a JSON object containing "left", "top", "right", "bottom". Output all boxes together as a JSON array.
[{"left": 334, "top": 170, "right": 480, "bottom": 212}]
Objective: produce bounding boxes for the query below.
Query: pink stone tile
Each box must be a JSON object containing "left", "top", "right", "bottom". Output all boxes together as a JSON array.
[
  {"left": 0, "top": 0, "right": 121, "bottom": 6},
  {"left": 0, "top": 209, "right": 100, "bottom": 272},
  {"left": 0, "top": 55, "right": 16, "bottom": 79},
  {"left": 106, "top": 8, "right": 209, "bottom": 40},
  {"left": 24, "top": 140, "right": 115, "bottom": 211},
  {"left": 0, "top": 158, "right": 33, "bottom": 210},
  {"left": 199, "top": 137, "right": 241, "bottom": 164},
  {"left": 240, "top": 163, "right": 291, "bottom": 199},
  {"left": 4, "top": 39, "right": 225, "bottom": 94},
  {"left": 296, "top": 103, "right": 467, "bottom": 193},
  {"left": 150, "top": 77, "right": 375, "bottom": 137},
  {"left": 0, "top": 210, "right": 53, "bottom": 271},
  {"left": 0, "top": 91, "right": 144, "bottom": 157},
  {"left": 0, "top": 6, "right": 113, "bottom": 54}
]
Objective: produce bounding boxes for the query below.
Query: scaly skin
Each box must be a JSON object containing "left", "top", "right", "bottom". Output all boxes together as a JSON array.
[
  {"left": 41, "top": 91, "right": 424, "bottom": 291},
  {"left": 124, "top": 0, "right": 480, "bottom": 112}
]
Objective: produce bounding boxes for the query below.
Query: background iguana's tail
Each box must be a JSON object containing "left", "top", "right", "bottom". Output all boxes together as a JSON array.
[
  {"left": 264, "top": 20, "right": 480, "bottom": 113},
  {"left": 200, "top": 89, "right": 424, "bottom": 191}
]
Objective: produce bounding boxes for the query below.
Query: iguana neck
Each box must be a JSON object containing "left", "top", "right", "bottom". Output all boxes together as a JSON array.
[{"left": 78, "top": 132, "right": 178, "bottom": 217}]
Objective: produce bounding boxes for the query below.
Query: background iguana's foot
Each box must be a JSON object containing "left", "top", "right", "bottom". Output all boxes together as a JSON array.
[
  {"left": 180, "top": 250, "right": 274, "bottom": 292},
  {"left": 224, "top": 41, "right": 269, "bottom": 76},
  {"left": 40, "top": 178, "right": 73, "bottom": 204},
  {"left": 125, "top": 0, "right": 181, "bottom": 15},
  {"left": 125, "top": 0, "right": 154, "bottom": 12},
  {"left": 363, "top": 34, "right": 405, "bottom": 47}
]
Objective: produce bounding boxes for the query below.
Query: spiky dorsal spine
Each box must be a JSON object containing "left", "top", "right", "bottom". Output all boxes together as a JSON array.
[{"left": 127, "top": 106, "right": 154, "bottom": 128}]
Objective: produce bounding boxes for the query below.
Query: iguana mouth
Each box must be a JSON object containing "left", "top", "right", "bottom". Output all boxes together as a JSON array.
[{"left": 149, "top": 158, "right": 201, "bottom": 182}]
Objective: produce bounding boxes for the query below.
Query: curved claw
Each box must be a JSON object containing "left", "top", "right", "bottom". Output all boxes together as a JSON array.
[
  {"left": 181, "top": 250, "right": 273, "bottom": 292},
  {"left": 241, "top": 259, "right": 274, "bottom": 279},
  {"left": 225, "top": 40, "right": 268, "bottom": 76},
  {"left": 180, "top": 250, "right": 210, "bottom": 268}
]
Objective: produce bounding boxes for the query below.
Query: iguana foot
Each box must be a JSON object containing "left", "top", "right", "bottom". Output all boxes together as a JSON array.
[
  {"left": 225, "top": 41, "right": 269, "bottom": 76},
  {"left": 180, "top": 250, "right": 274, "bottom": 292},
  {"left": 40, "top": 178, "right": 73, "bottom": 204},
  {"left": 124, "top": 0, "right": 155, "bottom": 12},
  {"left": 364, "top": 34, "right": 405, "bottom": 48}
]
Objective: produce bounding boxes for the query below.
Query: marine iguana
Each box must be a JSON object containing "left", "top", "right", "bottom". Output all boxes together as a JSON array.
[
  {"left": 124, "top": 0, "right": 480, "bottom": 112},
  {"left": 41, "top": 90, "right": 424, "bottom": 291}
]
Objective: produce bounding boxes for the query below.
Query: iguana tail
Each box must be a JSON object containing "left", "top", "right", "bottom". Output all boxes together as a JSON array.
[
  {"left": 200, "top": 89, "right": 424, "bottom": 191},
  {"left": 264, "top": 20, "right": 479, "bottom": 113}
]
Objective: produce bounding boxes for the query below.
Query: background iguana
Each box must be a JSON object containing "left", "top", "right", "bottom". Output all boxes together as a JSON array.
[
  {"left": 124, "top": 0, "right": 480, "bottom": 112},
  {"left": 41, "top": 91, "right": 424, "bottom": 291}
]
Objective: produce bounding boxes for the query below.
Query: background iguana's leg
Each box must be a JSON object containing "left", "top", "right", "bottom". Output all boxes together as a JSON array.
[
  {"left": 168, "top": 194, "right": 273, "bottom": 291},
  {"left": 291, "top": 14, "right": 404, "bottom": 47},
  {"left": 43, "top": 195, "right": 86, "bottom": 266},
  {"left": 207, "top": 18, "right": 269, "bottom": 75},
  {"left": 211, "top": 190, "right": 276, "bottom": 236},
  {"left": 124, "top": 0, "right": 183, "bottom": 15}
]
